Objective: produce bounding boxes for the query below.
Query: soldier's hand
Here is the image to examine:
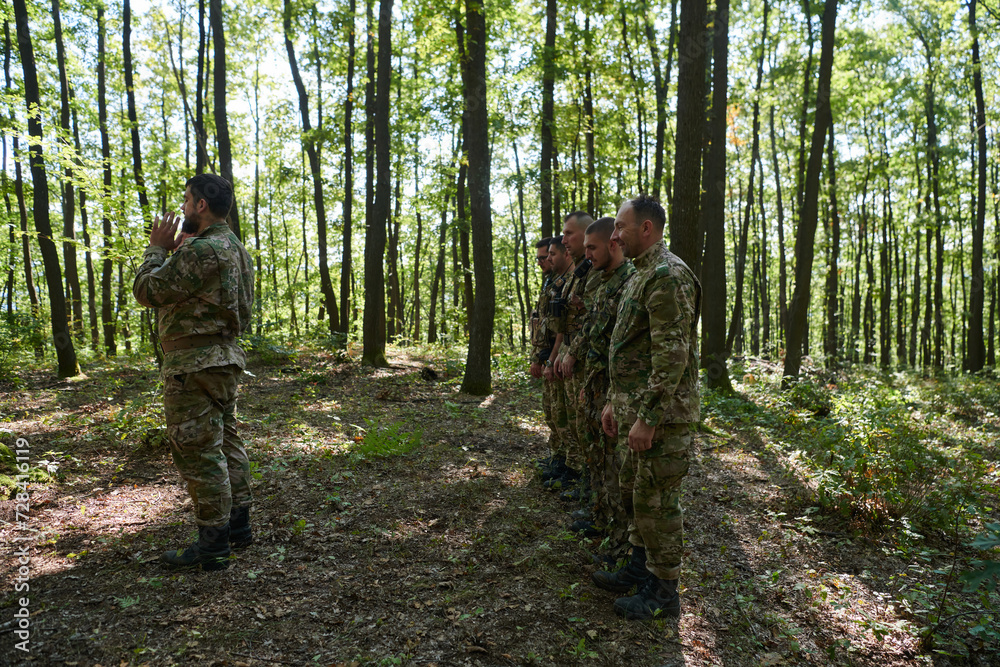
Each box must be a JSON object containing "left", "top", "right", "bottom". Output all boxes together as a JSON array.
[
  {"left": 150, "top": 211, "right": 182, "bottom": 250},
  {"left": 561, "top": 354, "right": 576, "bottom": 377},
  {"left": 530, "top": 362, "right": 543, "bottom": 379},
  {"left": 543, "top": 364, "right": 554, "bottom": 381},
  {"left": 628, "top": 418, "right": 654, "bottom": 453},
  {"left": 601, "top": 403, "right": 617, "bottom": 438}
]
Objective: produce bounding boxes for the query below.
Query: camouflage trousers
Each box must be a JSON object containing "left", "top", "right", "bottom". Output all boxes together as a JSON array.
[
  {"left": 561, "top": 370, "right": 587, "bottom": 472},
  {"left": 164, "top": 364, "right": 252, "bottom": 528},
  {"left": 541, "top": 378, "right": 561, "bottom": 458},
  {"left": 617, "top": 423, "right": 691, "bottom": 581},
  {"left": 549, "top": 376, "right": 583, "bottom": 471},
  {"left": 580, "top": 379, "right": 628, "bottom": 545}
]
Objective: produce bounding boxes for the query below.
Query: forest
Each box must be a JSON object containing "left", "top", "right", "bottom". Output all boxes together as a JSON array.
[{"left": 1, "top": 0, "right": 999, "bottom": 664}]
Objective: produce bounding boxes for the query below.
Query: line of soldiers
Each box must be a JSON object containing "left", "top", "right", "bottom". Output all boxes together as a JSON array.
[{"left": 529, "top": 195, "right": 702, "bottom": 621}]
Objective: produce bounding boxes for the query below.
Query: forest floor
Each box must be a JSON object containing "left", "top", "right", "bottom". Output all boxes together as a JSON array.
[{"left": 0, "top": 345, "right": 998, "bottom": 667}]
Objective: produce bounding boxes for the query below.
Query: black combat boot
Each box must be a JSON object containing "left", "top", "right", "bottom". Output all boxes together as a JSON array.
[
  {"left": 160, "top": 523, "right": 232, "bottom": 571},
  {"left": 591, "top": 545, "right": 651, "bottom": 593},
  {"left": 570, "top": 519, "right": 603, "bottom": 538},
  {"left": 230, "top": 505, "right": 253, "bottom": 550},
  {"left": 540, "top": 456, "right": 568, "bottom": 482},
  {"left": 613, "top": 576, "right": 680, "bottom": 620}
]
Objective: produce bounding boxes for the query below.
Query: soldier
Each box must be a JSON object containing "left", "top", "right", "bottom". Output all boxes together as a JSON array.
[
  {"left": 592, "top": 195, "right": 701, "bottom": 620},
  {"left": 133, "top": 173, "right": 255, "bottom": 571},
  {"left": 529, "top": 238, "right": 562, "bottom": 474},
  {"left": 550, "top": 212, "right": 595, "bottom": 493},
  {"left": 542, "top": 236, "right": 578, "bottom": 487},
  {"left": 573, "top": 217, "right": 635, "bottom": 543}
]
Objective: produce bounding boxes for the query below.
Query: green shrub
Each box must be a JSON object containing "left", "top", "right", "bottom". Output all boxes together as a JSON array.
[{"left": 354, "top": 417, "right": 422, "bottom": 458}]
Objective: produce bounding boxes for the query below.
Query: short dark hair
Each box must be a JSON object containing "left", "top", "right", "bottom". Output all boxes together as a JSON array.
[
  {"left": 535, "top": 237, "right": 553, "bottom": 249},
  {"left": 628, "top": 195, "right": 665, "bottom": 231},
  {"left": 186, "top": 173, "right": 234, "bottom": 219},
  {"left": 549, "top": 235, "right": 566, "bottom": 253},
  {"left": 586, "top": 217, "right": 615, "bottom": 240},
  {"left": 565, "top": 210, "right": 594, "bottom": 231}
]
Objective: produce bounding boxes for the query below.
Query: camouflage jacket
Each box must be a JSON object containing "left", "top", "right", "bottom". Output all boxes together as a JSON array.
[
  {"left": 530, "top": 273, "right": 554, "bottom": 364},
  {"left": 552, "top": 255, "right": 590, "bottom": 345},
  {"left": 566, "top": 269, "right": 605, "bottom": 367},
  {"left": 133, "top": 222, "right": 254, "bottom": 377},
  {"left": 544, "top": 267, "right": 572, "bottom": 341},
  {"left": 608, "top": 240, "right": 701, "bottom": 427},
  {"left": 583, "top": 260, "right": 636, "bottom": 393}
]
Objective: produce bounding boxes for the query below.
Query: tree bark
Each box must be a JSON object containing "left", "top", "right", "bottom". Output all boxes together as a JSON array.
[
  {"left": 362, "top": 0, "right": 391, "bottom": 366},
  {"left": 824, "top": 122, "right": 840, "bottom": 367},
  {"left": 700, "top": 0, "right": 731, "bottom": 391},
  {"left": 670, "top": 0, "right": 708, "bottom": 272},
  {"left": 210, "top": 0, "right": 242, "bottom": 240},
  {"left": 283, "top": 0, "right": 338, "bottom": 335},
  {"left": 769, "top": 106, "right": 788, "bottom": 343},
  {"left": 967, "top": 0, "right": 987, "bottom": 371},
  {"left": 340, "top": 0, "right": 357, "bottom": 339},
  {"left": 195, "top": 0, "right": 209, "bottom": 173},
  {"left": 13, "top": 0, "right": 78, "bottom": 377},
  {"left": 782, "top": 0, "right": 837, "bottom": 384},
  {"left": 459, "top": 0, "right": 495, "bottom": 396},
  {"left": 539, "top": 0, "right": 556, "bottom": 239},
  {"left": 53, "top": 0, "right": 83, "bottom": 341}
]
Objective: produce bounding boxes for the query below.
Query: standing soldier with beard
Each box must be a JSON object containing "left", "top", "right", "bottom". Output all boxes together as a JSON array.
[
  {"left": 593, "top": 195, "right": 701, "bottom": 620},
  {"left": 133, "top": 174, "right": 255, "bottom": 571}
]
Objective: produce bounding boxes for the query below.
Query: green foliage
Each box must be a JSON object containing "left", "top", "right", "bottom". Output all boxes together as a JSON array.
[
  {"left": 0, "top": 313, "right": 45, "bottom": 380},
  {"left": 353, "top": 417, "right": 422, "bottom": 459},
  {"left": 963, "top": 523, "right": 1000, "bottom": 594}
]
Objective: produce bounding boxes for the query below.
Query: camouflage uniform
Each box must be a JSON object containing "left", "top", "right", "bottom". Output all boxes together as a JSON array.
[
  {"left": 552, "top": 258, "right": 591, "bottom": 471},
  {"left": 580, "top": 260, "right": 636, "bottom": 544},
  {"left": 133, "top": 222, "right": 255, "bottom": 528},
  {"left": 545, "top": 267, "right": 576, "bottom": 468},
  {"left": 608, "top": 240, "right": 700, "bottom": 581},
  {"left": 530, "top": 273, "right": 559, "bottom": 457}
]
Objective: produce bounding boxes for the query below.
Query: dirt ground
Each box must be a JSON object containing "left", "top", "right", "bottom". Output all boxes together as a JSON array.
[{"left": 0, "top": 349, "right": 995, "bottom": 666}]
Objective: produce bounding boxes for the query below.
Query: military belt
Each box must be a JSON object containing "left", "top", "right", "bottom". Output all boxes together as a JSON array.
[{"left": 160, "top": 334, "right": 233, "bottom": 353}]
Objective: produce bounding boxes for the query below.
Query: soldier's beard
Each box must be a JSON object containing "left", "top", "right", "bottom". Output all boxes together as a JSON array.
[{"left": 181, "top": 216, "right": 199, "bottom": 235}]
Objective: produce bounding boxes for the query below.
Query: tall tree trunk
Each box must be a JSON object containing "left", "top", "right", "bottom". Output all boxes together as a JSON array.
[
  {"left": 641, "top": 0, "right": 674, "bottom": 201},
  {"left": 362, "top": 0, "right": 391, "bottom": 366},
  {"left": 583, "top": 15, "right": 596, "bottom": 213},
  {"left": 210, "top": 0, "right": 242, "bottom": 240},
  {"left": 670, "top": 0, "right": 707, "bottom": 271},
  {"left": 621, "top": 10, "right": 646, "bottom": 196},
  {"left": 97, "top": 7, "right": 116, "bottom": 357},
  {"left": 459, "top": 0, "right": 495, "bottom": 396},
  {"left": 283, "top": 0, "right": 338, "bottom": 335},
  {"left": 252, "top": 60, "right": 263, "bottom": 336},
  {"left": 427, "top": 196, "right": 449, "bottom": 344},
  {"left": 824, "top": 122, "right": 840, "bottom": 367},
  {"left": 13, "top": 0, "right": 78, "bottom": 377},
  {"left": 53, "top": 0, "right": 83, "bottom": 340},
  {"left": 700, "top": 0, "right": 731, "bottom": 391},
  {"left": 539, "top": 0, "right": 556, "bottom": 239},
  {"left": 769, "top": 106, "right": 788, "bottom": 342},
  {"left": 195, "top": 0, "right": 209, "bottom": 173},
  {"left": 340, "top": 0, "right": 356, "bottom": 339},
  {"left": 123, "top": 0, "right": 151, "bottom": 218},
  {"left": 967, "top": 0, "right": 987, "bottom": 371},
  {"left": 783, "top": 0, "right": 837, "bottom": 384}
]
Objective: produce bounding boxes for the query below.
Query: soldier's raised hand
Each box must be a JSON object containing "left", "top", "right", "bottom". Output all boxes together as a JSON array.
[{"left": 149, "top": 211, "right": 183, "bottom": 251}]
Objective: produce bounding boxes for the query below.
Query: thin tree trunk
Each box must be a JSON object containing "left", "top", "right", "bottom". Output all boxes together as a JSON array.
[
  {"left": 641, "top": 0, "right": 674, "bottom": 201},
  {"left": 769, "top": 106, "right": 788, "bottom": 343},
  {"left": 539, "top": 0, "right": 556, "bottom": 239},
  {"left": 967, "top": 0, "right": 987, "bottom": 371},
  {"left": 824, "top": 122, "right": 840, "bottom": 367},
  {"left": 13, "top": 0, "right": 78, "bottom": 376},
  {"left": 362, "top": 0, "right": 391, "bottom": 366},
  {"left": 210, "top": 0, "right": 241, "bottom": 240},
  {"left": 583, "top": 15, "right": 596, "bottom": 213},
  {"left": 195, "top": 0, "right": 209, "bottom": 173},
  {"left": 459, "top": 0, "right": 495, "bottom": 396},
  {"left": 340, "top": 0, "right": 356, "bottom": 339},
  {"left": 783, "top": 0, "right": 837, "bottom": 384},
  {"left": 97, "top": 7, "right": 116, "bottom": 357},
  {"left": 700, "top": 0, "right": 731, "bottom": 391},
  {"left": 284, "top": 0, "right": 337, "bottom": 335},
  {"left": 53, "top": 0, "right": 83, "bottom": 340}
]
